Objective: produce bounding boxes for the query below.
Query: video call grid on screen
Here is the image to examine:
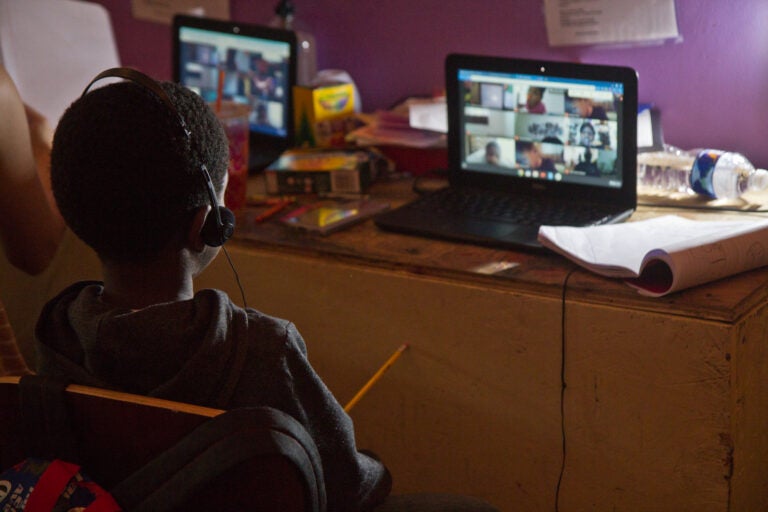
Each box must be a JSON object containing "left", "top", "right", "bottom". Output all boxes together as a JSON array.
[
  {"left": 178, "top": 26, "right": 292, "bottom": 138},
  {"left": 457, "top": 68, "right": 625, "bottom": 189}
]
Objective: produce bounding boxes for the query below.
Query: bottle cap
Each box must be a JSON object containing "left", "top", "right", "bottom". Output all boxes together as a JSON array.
[{"left": 749, "top": 169, "right": 768, "bottom": 191}]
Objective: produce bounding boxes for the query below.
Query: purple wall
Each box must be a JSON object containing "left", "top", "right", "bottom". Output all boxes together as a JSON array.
[{"left": 90, "top": 0, "right": 768, "bottom": 167}]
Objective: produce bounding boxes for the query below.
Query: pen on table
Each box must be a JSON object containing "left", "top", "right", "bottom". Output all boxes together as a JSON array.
[
  {"left": 253, "top": 200, "right": 292, "bottom": 223},
  {"left": 344, "top": 343, "right": 409, "bottom": 413}
]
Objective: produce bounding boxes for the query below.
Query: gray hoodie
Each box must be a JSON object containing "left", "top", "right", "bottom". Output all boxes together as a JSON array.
[{"left": 35, "top": 281, "right": 391, "bottom": 511}]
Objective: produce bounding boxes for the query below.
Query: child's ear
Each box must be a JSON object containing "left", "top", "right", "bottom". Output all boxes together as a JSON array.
[{"left": 188, "top": 205, "right": 212, "bottom": 251}]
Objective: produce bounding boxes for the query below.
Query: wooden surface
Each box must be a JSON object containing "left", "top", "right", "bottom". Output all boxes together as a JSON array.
[
  {"left": 238, "top": 177, "right": 569, "bottom": 297},
  {"left": 0, "top": 376, "right": 224, "bottom": 417},
  {"left": 194, "top": 175, "right": 768, "bottom": 511},
  {"left": 237, "top": 176, "right": 768, "bottom": 321}
]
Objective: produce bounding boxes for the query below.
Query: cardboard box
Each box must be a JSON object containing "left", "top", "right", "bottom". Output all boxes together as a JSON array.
[
  {"left": 294, "top": 83, "right": 357, "bottom": 148},
  {"left": 265, "top": 148, "right": 391, "bottom": 195}
]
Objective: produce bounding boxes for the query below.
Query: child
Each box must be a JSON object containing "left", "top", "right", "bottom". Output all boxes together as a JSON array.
[
  {"left": 525, "top": 86, "right": 546, "bottom": 114},
  {"left": 36, "top": 69, "right": 391, "bottom": 511},
  {"left": 484, "top": 140, "right": 501, "bottom": 165},
  {"left": 37, "top": 68, "right": 499, "bottom": 512}
]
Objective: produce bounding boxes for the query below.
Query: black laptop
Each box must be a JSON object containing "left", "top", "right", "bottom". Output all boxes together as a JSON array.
[
  {"left": 173, "top": 15, "right": 298, "bottom": 172},
  {"left": 375, "top": 53, "right": 638, "bottom": 250}
]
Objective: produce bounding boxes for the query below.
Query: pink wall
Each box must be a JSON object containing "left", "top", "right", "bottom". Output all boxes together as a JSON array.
[{"left": 89, "top": 0, "right": 768, "bottom": 167}]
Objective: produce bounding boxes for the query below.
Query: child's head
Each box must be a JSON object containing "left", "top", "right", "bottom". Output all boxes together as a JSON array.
[
  {"left": 527, "top": 86, "right": 544, "bottom": 106},
  {"left": 485, "top": 140, "right": 501, "bottom": 165},
  {"left": 518, "top": 141, "right": 543, "bottom": 169},
  {"left": 573, "top": 97, "right": 595, "bottom": 117},
  {"left": 579, "top": 122, "right": 596, "bottom": 146},
  {"left": 51, "top": 78, "right": 229, "bottom": 264}
]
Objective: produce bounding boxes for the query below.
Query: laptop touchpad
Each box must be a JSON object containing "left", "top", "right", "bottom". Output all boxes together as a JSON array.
[{"left": 456, "top": 218, "right": 529, "bottom": 238}]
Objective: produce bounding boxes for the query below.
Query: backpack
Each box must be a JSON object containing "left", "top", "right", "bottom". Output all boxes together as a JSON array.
[
  {"left": 0, "top": 375, "right": 326, "bottom": 512},
  {"left": 0, "top": 457, "right": 121, "bottom": 511}
]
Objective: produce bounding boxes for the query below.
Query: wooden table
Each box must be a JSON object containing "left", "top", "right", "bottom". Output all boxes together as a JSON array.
[{"left": 196, "top": 176, "right": 768, "bottom": 512}]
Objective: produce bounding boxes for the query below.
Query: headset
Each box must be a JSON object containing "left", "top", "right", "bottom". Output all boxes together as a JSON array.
[{"left": 81, "top": 67, "right": 235, "bottom": 247}]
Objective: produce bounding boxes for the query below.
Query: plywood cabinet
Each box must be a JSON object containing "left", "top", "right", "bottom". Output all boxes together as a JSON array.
[{"left": 196, "top": 180, "right": 768, "bottom": 511}]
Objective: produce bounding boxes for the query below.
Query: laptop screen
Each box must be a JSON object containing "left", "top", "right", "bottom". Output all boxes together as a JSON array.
[
  {"left": 173, "top": 15, "right": 297, "bottom": 169},
  {"left": 447, "top": 54, "right": 638, "bottom": 203}
]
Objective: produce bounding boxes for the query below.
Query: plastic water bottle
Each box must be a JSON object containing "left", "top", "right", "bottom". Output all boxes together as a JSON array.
[
  {"left": 271, "top": 0, "right": 317, "bottom": 86},
  {"left": 637, "top": 148, "right": 768, "bottom": 199},
  {"left": 690, "top": 149, "right": 768, "bottom": 199},
  {"left": 637, "top": 148, "right": 695, "bottom": 194}
]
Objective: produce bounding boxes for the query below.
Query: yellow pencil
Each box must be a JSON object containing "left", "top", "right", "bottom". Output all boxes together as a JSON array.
[{"left": 344, "top": 343, "right": 409, "bottom": 412}]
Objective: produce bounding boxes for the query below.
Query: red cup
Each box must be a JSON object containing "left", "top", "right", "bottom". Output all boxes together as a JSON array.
[{"left": 212, "top": 102, "right": 250, "bottom": 213}]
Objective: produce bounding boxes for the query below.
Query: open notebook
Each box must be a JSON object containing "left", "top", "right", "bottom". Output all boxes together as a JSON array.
[{"left": 375, "top": 53, "right": 638, "bottom": 250}]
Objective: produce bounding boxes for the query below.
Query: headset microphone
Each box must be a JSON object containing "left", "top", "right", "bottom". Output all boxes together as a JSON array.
[{"left": 198, "top": 164, "right": 236, "bottom": 247}]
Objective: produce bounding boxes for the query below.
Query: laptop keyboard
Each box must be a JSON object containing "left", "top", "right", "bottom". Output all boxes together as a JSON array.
[{"left": 412, "top": 188, "right": 616, "bottom": 227}]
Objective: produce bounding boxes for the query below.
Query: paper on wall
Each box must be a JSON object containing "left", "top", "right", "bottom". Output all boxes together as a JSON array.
[
  {"left": 544, "top": 0, "right": 680, "bottom": 47},
  {"left": 131, "top": 0, "right": 230, "bottom": 24},
  {"left": 0, "top": 0, "right": 120, "bottom": 126}
]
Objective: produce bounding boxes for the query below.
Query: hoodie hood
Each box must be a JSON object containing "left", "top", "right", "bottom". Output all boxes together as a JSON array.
[
  {"left": 35, "top": 281, "right": 248, "bottom": 407},
  {"left": 35, "top": 281, "right": 393, "bottom": 511}
]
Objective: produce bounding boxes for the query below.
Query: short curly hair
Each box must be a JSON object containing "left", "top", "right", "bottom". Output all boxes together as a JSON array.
[{"left": 51, "top": 78, "right": 229, "bottom": 263}]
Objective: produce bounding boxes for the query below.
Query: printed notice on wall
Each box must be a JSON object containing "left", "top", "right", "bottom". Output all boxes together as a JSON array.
[
  {"left": 132, "top": 0, "right": 230, "bottom": 24},
  {"left": 544, "top": 0, "right": 680, "bottom": 47}
]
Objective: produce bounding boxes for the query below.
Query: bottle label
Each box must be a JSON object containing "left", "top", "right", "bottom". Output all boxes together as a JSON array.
[{"left": 690, "top": 149, "right": 725, "bottom": 198}]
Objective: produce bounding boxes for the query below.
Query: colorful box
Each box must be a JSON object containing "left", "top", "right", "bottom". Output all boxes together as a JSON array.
[
  {"left": 294, "top": 83, "right": 357, "bottom": 148},
  {"left": 265, "top": 147, "right": 392, "bottom": 195}
]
